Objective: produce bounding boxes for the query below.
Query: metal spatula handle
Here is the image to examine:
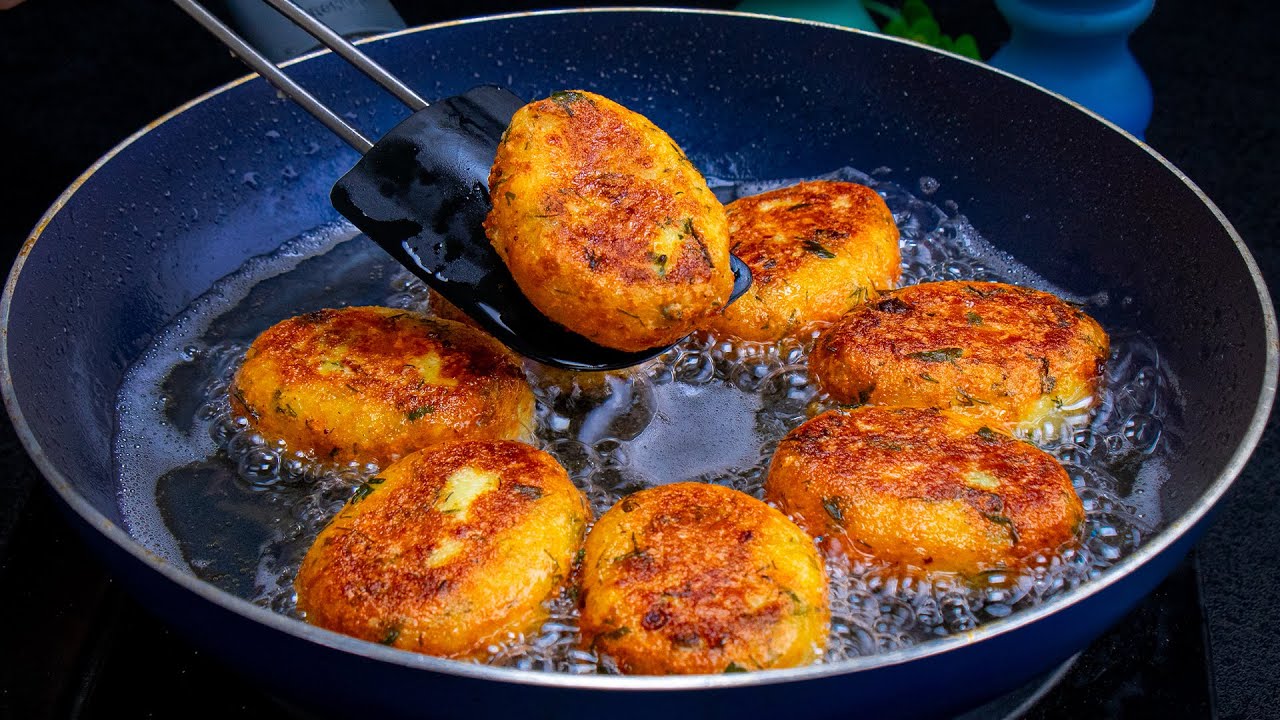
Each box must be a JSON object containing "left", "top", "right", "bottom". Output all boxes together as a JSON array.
[
  {"left": 172, "top": 0, "right": 424, "bottom": 153},
  {"left": 257, "top": 0, "right": 426, "bottom": 110}
]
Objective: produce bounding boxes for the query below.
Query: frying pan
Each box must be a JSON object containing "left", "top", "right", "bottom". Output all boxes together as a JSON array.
[{"left": 2, "top": 8, "right": 1274, "bottom": 720}]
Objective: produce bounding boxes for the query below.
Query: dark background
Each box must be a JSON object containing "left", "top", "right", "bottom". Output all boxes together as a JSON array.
[{"left": 1, "top": 1, "right": 1276, "bottom": 718}]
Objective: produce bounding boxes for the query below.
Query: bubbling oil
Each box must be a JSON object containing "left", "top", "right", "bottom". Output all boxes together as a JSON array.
[{"left": 113, "top": 166, "right": 1178, "bottom": 673}]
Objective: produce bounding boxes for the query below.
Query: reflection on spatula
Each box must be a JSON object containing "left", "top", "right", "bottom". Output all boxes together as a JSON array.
[{"left": 174, "top": 0, "right": 752, "bottom": 371}]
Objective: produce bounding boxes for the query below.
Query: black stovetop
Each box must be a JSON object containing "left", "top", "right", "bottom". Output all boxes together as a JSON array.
[{"left": 1, "top": 1, "right": 1276, "bottom": 718}]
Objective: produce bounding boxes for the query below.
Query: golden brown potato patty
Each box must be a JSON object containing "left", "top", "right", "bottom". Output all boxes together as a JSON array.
[
  {"left": 579, "top": 482, "right": 829, "bottom": 674},
  {"left": 485, "top": 90, "right": 733, "bottom": 351},
  {"left": 426, "top": 290, "right": 481, "bottom": 330},
  {"left": 766, "top": 407, "right": 1084, "bottom": 574},
  {"left": 295, "top": 440, "right": 590, "bottom": 658},
  {"left": 230, "top": 307, "right": 533, "bottom": 467},
  {"left": 706, "top": 180, "right": 901, "bottom": 341},
  {"left": 810, "top": 281, "right": 1109, "bottom": 433}
]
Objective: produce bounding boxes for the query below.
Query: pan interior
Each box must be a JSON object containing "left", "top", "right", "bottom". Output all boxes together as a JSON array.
[{"left": 113, "top": 164, "right": 1181, "bottom": 672}]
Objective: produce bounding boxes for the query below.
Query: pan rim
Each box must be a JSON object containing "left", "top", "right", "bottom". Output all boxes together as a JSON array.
[{"left": 2, "top": 6, "right": 1276, "bottom": 692}]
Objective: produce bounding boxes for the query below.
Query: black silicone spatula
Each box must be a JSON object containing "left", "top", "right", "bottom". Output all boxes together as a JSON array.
[{"left": 175, "top": 0, "right": 752, "bottom": 371}]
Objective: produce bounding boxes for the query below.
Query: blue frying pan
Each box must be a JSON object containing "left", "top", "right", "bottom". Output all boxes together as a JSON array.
[{"left": 2, "top": 9, "right": 1274, "bottom": 719}]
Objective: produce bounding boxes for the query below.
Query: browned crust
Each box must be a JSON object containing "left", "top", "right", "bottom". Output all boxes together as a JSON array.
[
  {"left": 229, "top": 307, "right": 533, "bottom": 466},
  {"left": 295, "top": 440, "right": 590, "bottom": 658},
  {"left": 809, "top": 281, "right": 1110, "bottom": 430},
  {"left": 765, "top": 407, "right": 1084, "bottom": 574},
  {"left": 579, "top": 482, "right": 829, "bottom": 674},
  {"left": 426, "top": 290, "right": 481, "bottom": 329},
  {"left": 484, "top": 90, "right": 733, "bottom": 351},
  {"left": 706, "top": 181, "right": 901, "bottom": 341}
]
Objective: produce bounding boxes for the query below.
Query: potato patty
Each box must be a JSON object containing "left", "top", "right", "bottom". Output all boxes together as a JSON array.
[
  {"left": 230, "top": 307, "right": 533, "bottom": 467},
  {"left": 579, "top": 482, "right": 829, "bottom": 674},
  {"left": 765, "top": 407, "right": 1084, "bottom": 574},
  {"left": 485, "top": 90, "right": 733, "bottom": 352},
  {"left": 295, "top": 440, "right": 590, "bottom": 658},
  {"left": 810, "top": 281, "right": 1109, "bottom": 433},
  {"left": 706, "top": 181, "right": 901, "bottom": 341},
  {"left": 426, "top": 290, "right": 480, "bottom": 330}
]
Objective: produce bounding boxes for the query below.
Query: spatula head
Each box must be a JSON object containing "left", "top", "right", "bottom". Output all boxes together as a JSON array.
[{"left": 330, "top": 85, "right": 750, "bottom": 371}]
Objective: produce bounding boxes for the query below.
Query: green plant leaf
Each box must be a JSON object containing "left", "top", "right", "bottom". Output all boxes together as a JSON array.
[
  {"left": 953, "top": 34, "right": 981, "bottom": 60},
  {"left": 870, "top": 0, "right": 983, "bottom": 61},
  {"left": 883, "top": 16, "right": 910, "bottom": 36},
  {"left": 902, "top": 0, "right": 933, "bottom": 25},
  {"left": 910, "top": 17, "right": 941, "bottom": 44}
]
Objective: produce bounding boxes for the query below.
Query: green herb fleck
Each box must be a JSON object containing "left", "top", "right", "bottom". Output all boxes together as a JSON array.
[
  {"left": 406, "top": 406, "right": 435, "bottom": 422},
  {"left": 822, "top": 497, "right": 844, "bottom": 523},
  {"left": 724, "top": 662, "right": 749, "bottom": 673},
  {"left": 869, "top": 437, "right": 905, "bottom": 452},
  {"left": 976, "top": 426, "right": 1000, "bottom": 442},
  {"left": 919, "top": 372, "right": 939, "bottom": 383},
  {"left": 513, "top": 483, "right": 544, "bottom": 500},
  {"left": 907, "top": 347, "right": 964, "bottom": 362},
  {"left": 965, "top": 311, "right": 983, "bottom": 326},
  {"left": 549, "top": 90, "right": 585, "bottom": 115},
  {"left": 614, "top": 532, "right": 648, "bottom": 565},
  {"left": 232, "top": 387, "right": 260, "bottom": 420},
  {"left": 602, "top": 626, "right": 632, "bottom": 640},
  {"left": 504, "top": 190, "right": 516, "bottom": 205},
  {"left": 786, "top": 202, "right": 812, "bottom": 212},
  {"left": 955, "top": 387, "right": 989, "bottom": 406},
  {"left": 983, "top": 513, "right": 1020, "bottom": 545},
  {"left": 649, "top": 251, "right": 668, "bottom": 278},
  {"left": 350, "top": 476, "right": 386, "bottom": 504},
  {"left": 380, "top": 625, "right": 401, "bottom": 645},
  {"left": 801, "top": 238, "right": 837, "bottom": 259},
  {"left": 876, "top": 296, "right": 912, "bottom": 314},
  {"left": 962, "top": 284, "right": 1002, "bottom": 298}
]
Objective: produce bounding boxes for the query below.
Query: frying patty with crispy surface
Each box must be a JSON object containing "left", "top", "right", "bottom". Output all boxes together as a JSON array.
[
  {"left": 579, "top": 482, "right": 829, "bottom": 674},
  {"left": 426, "top": 290, "right": 481, "bottom": 330},
  {"left": 706, "top": 180, "right": 901, "bottom": 341},
  {"left": 765, "top": 407, "right": 1084, "bottom": 574},
  {"left": 295, "top": 440, "right": 590, "bottom": 658},
  {"left": 485, "top": 90, "right": 733, "bottom": 352},
  {"left": 809, "top": 281, "right": 1109, "bottom": 434},
  {"left": 230, "top": 307, "right": 533, "bottom": 467}
]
